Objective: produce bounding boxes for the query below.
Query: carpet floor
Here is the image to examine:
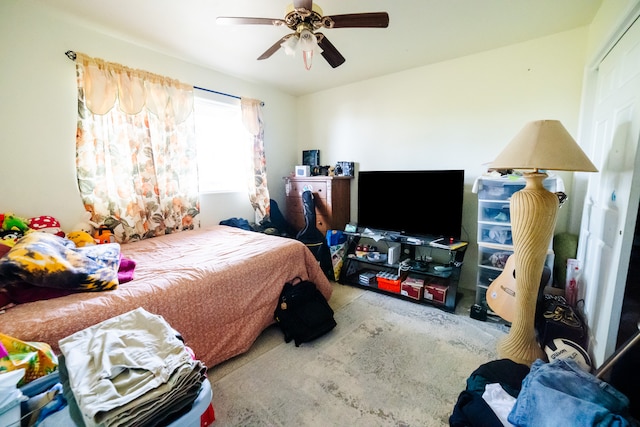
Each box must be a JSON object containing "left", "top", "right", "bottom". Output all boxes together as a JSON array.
[{"left": 207, "top": 283, "right": 508, "bottom": 426}]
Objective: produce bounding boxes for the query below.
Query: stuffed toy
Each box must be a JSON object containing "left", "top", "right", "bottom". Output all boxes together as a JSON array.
[
  {"left": 0, "top": 230, "right": 23, "bottom": 247},
  {"left": 28, "top": 216, "right": 65, "bottom": 237},
  {"left": 2, "top": 213, "right": 30, "bottom": 233},
  {"left": 94, "top": 226, "right": 116, "bottom": 244},
  {"left": 66, "top": 230, "right": 96, "bottom": 247}
]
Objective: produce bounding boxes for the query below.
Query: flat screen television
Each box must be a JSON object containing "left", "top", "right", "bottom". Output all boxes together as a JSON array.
[{"left": 357, "top": 170, "right": 465, "bottom": 239}]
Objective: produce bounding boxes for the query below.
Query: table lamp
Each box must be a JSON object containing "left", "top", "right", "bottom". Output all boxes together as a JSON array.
[{"left": 490, "top": 119, "right": 597, "bottom": 366}]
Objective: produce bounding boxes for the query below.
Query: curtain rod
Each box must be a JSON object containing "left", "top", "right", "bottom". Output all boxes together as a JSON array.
[
  {"left": 194, "top": 86, "right": 265, "bottom": 107},
  {"left": 64, "top": 51, "right": 264, "bottom": 107}
]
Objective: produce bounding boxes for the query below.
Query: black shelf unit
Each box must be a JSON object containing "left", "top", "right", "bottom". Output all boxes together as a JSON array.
[{"left": 338, "top": 230, "right": 467, "bottom": 312}]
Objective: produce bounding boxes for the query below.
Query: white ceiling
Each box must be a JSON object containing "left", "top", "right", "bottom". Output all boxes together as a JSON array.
[{"left": 36, "top": 0, "right": 603, "bottom": 96}]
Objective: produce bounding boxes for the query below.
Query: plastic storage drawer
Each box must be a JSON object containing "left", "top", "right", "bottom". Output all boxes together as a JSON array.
[
  {"left": 477, "top": 267, "right": 501, "bottom": 288},
  {"left": 478, "top": 200, "right": 511, "bottom": 223},
  {"left": 476, "top": 180, "right": 524, "bottom": 200},
  {"left": 478, "top": 245, "right": 513, "bottom": 269},
  {"left": 478, "top": 223, "right": 513, "bottom": 245},
  {"left": 477, "top": 176, "right": 556, "bottom": 200}
]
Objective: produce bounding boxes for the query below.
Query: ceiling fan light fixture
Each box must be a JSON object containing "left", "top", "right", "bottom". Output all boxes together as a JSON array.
[
  {"left": 300, "top": 29, "right": 321, "bottom": 70},
  {"left": 280, "top": 29, "right": 322, "bottom": 70},
  {"left": 220, "top": 2, "right": 389, "bottom": 69},
  {"left": 281, "top": 35, "right": 299, "bottom": 56}
]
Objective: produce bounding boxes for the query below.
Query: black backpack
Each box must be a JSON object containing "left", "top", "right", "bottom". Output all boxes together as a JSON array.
[{"left": 274, "top": 277, "right": 336, "bottom": 347}]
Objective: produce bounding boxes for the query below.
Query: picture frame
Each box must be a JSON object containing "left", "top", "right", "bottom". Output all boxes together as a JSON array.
[
  {"left": 335, "top": 161, "right": 355, "bottom": 177},
  {"left": 302, "top": 150, "right": 320, "bottom": 167}
]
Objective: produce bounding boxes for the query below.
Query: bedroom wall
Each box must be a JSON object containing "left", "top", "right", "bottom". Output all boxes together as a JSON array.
[
  {"left": 4, "top": 1, "right": 631, "bottom": 295},
  {"left": 296, "top": 28, "right": 590, "bottom": 290},
  {"left": 0, "top": 0, "right": 298, "bottom": 230}
]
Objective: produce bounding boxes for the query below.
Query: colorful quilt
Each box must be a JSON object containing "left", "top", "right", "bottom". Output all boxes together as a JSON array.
[
  {"left": 0, "top": 232, "right": 120, "bottom": 291},
  {"left": 0, "top": 333, "right": 58, "bottom": 385}
]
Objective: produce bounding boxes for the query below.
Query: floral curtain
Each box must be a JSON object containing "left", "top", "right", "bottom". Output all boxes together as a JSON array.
[
  {"left": 75, "top": 53, "right": 200, "bottom": 243},
  {"left": 241, "top": 98, "right": 270, "bottom": 224}
]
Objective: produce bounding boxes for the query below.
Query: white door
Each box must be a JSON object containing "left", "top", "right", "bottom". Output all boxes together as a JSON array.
[{"left": 578, "top": 17, "right": 640, "bottom": 367}]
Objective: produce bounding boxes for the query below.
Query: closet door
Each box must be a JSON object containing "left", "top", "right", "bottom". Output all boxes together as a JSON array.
[{"left": 578, "top": 16, "right": 640, "bottom": 366}]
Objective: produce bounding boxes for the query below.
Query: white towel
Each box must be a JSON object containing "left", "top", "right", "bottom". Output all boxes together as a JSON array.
[{"left": 482, "top": 382, "right": 517, "bottom": 427}]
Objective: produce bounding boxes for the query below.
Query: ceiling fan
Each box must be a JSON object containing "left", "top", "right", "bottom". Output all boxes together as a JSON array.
[{"left": 216, "top": 0, "right": 389, "bottom": 69}]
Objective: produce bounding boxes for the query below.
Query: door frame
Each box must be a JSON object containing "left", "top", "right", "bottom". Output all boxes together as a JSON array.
[{"left": 571, "top": 4, "right": 640, "bottom": 366}]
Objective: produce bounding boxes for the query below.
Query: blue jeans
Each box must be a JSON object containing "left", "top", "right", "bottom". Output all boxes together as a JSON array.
[{"left": 509, "top": 359, "right": 637, "bottom": 426}]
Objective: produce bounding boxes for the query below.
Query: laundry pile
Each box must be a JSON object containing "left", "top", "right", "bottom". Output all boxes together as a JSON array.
[{"left": 58, "top": 307, "right": 207, "bottom": 427}]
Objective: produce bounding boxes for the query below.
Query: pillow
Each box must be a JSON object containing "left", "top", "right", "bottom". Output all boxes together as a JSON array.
[{"left": 0, "top": 232, "right": 120, "bottom": 291}]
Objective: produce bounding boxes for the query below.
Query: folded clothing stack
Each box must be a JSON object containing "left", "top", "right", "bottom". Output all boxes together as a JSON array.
[{"left": 58, "top": 307, "right": 207, "bottom": 427}]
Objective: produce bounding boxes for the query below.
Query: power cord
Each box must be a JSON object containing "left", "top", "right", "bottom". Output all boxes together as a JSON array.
[{"left": 398, "top": 259, "right": 411, "bottom": 277}]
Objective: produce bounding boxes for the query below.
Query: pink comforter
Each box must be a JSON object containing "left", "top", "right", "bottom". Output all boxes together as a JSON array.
[{"left": 0, "top": 225, "right": 332, "bottom": 368}]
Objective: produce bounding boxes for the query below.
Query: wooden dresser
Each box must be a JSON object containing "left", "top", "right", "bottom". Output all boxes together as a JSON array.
[{"left": 284, "top": 176, "right": 352, "bottom": 236}]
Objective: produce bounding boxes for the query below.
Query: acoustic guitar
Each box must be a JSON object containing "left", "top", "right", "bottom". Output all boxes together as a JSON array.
[{"left": 485, "top": 254, "right": 517, "bottom": 322}]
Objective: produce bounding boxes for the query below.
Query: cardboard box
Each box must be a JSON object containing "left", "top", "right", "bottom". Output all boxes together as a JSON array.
[
  {"left": 401, "top": 276, "right": 424, "bottom": 300},
  {"left": 402, "top": 275, "right": 424, "bottom": 287},
  {"left": 401, "top": 283, "right": 423, "bottom": 300},
  {"left": 424, "top": 282, "right": 448, "bottom": 304}
]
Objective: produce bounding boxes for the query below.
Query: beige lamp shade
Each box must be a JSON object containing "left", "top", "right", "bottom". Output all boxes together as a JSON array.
[{"left": 491, "top": 120, "right": 598, "bottom": 172}]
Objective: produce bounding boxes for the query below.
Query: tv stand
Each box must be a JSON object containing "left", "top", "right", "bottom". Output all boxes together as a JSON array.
[{"left": 338, "top": 228, "right": 467, "bottom": 311}]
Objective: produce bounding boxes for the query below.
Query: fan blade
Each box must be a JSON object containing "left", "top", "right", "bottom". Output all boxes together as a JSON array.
[
  {"left": 293, "top": 0, "right": 313, "bottom": 12},
  {"left": 257, "top": 34, "right": 294, "bottom": 60},
  {"left": 316, "top": 33, "right": 345, "bottom": 68},
  {"left": 216, "top": 16, "right": 286, "bottom": 26},
  {"left": 322, "top": 12, "right": 389, "bottom": 28}
]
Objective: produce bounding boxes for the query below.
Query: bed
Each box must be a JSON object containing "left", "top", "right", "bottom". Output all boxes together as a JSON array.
[{"left": 0, "top": 225, "right": 333, "bottom": 368}]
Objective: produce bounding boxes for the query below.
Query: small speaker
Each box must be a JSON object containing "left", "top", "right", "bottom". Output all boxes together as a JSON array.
[
  {"left": 387, "top": 244, "right": 401, "bottom": 265},
  {"left": 295, "top": 165, "right": 310, "bottom": 177}
]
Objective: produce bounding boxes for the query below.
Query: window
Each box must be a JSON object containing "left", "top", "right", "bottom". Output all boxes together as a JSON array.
[{"left": 194, "top": 93, "right": 252, "bottom": 193}]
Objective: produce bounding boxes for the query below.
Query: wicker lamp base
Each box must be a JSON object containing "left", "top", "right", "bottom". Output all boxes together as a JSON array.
[{"left": 497, "top": 173, "right": 558, "bottom": 366}]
